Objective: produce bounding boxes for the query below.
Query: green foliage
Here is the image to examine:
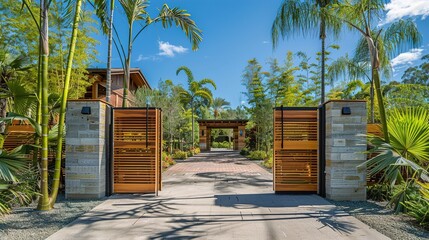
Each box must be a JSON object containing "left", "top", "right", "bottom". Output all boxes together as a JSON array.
[
  {"left": 161, "top": 152, "right": 176, "bottom": 169},
  {"left": 361, "top": 107, "right": 429, "bottom": 213},
  {"left": 248, "top": 150, "right": 268, "bottom": 160},
  {"left": 240, "top": 147, "right": 250, "bottom": 156},
  {"left": 262, "top": 155, "right": 273, "bottom": 169},
  {"left": 403, "top": 182, "right": 429, "bottom": 226},
  {"left": 367, "top": 184, "right": 393, "bottom": 202},
  {"left": 402, "top": 54, "right": 429, "bottom": 86},
  {"left": 172, "top": 150, "right": 188, "bottom": 160},
  {"left": 212, "top": 141, "right": 232, "bottom": 149},
  {"left": 0, "top": 146, "right": 37, "bottom": 215}
]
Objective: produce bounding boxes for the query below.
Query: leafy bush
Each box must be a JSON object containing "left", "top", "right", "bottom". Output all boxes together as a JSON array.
[
  {"left": 403, "top": 182, "right": 429, "bottom": 226},
  {"left": 161, "top": 152, "right": 176, "bottom": 169},
  {"left": 193, "top": 147, "right": 201, "bottom": 154},
  {"left": 240, "top": 148, "right": 250, "bottom": 156},
  {"left": 262, "top": 156, "right": 273, "bottom": 168},
  {"left": 367, "top": 184, "right": 392, "bottom": 201},
  {"left": 248, "top": 150, "right": 268, "bottom": 160},
  {"left": 212, "top": 141, "right": 232, "bottom": 148},
  {"left": 172, "top": 150, "right": 188, "bottom": 160}
]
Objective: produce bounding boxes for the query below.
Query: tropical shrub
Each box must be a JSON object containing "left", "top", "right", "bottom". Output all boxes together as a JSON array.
[
  {"left": 248, "top": 150, "right": 268, "bottom": 160},
  {"left": 172, "top": 150, "right": 188, "bottom": 160},
  {"left": 403, "top": 182, "right": 429, "bottom": 226},
  {"left": 0, "top": 147, "right": 36, "bottom": 215},
  {"left": 212, "top": 141, "right": 232, "bottom": 148},
  {"left": 362, "top": 107, "right": 429, "bottom": 213},
  {"left": 161, "top": 152, "right": 176, "bottom": 169},
  {"left": 240, "top": 148, "right": 250, "bottom": 156},
  {"left": 262, "top": 155, "right": 273, "bottom": 169},
  {"left": 367, "top": 183, "right": 392, "bottom": 201}
]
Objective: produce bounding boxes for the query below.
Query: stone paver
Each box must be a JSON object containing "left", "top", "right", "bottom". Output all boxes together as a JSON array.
[{"left": 47, "top": 151, "right": 389, "bottom": 240}]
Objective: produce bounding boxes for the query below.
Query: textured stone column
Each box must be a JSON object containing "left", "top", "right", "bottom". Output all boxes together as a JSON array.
[
  {"left": 65, "top": 100, "right": 110, "bottom": 199},
  {"left": 324, "top": 100, "right": 367, "bottom": 201}
]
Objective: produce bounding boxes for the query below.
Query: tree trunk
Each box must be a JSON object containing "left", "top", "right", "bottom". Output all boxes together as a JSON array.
[
  {"left": 366, "top": 36, "right": 389, "bottom": 142},
  {"left": 370, "top": 76, "right": 375, "bottom": 123},
  {"left": 372, "top": 69, "right": 389, "bottom": 142},
  {"left": 105, "top": 0, "right": 115, "bottom": 103},
  {"left": 50, "top": 0, "right": 83, "bottom": 207},
  {"left": 122, "top": 20, "right": 133, "bottom": 108},
  {"left": 191, "top": 100, "right": 194, "bottom": 149},
  {"left": 320, "top": 18, "right": 326, "bottom": 104},
  {"left": 0, "top": 98, "right": 7, "bottom": 133},
  {"left": 38, "top": 0, "right": 51, "bottom": 211}
]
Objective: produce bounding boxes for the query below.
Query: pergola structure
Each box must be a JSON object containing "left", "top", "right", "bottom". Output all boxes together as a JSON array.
[{"left": 197, "top": 119, "right": 248, "bottom": 151}]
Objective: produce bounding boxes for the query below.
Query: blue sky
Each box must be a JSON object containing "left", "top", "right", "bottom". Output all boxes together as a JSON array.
[{"left": 92, "top": 0, "right": 429, "bottom": 107}]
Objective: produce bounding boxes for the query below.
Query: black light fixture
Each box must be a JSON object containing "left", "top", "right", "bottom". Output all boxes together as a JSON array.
[
  {"left": 81, "top": 106, "right": 91, "bottom": 115},
  {"left": 341, "top": 107, "right": 351, "bottom": 115},
  {"left": 239, "top": 130, "right": 243, "bottom": 136}
]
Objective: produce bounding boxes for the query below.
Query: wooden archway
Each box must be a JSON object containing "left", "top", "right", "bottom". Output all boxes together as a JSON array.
[{"left": 197, "top": 120, "right": 248, "bottom": 151}]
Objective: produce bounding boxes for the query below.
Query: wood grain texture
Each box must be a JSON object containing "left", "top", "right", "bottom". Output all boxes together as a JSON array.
[
  {"left": 113, "top": 109, "right": 162, "bottom": 194},
  {"left": 273, "top": 109, "right": 318, "bottom": 192}
]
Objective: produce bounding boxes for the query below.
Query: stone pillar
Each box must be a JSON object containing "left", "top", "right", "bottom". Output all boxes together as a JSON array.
[
  {"left": 199, "top": 125, "right": 207, "bottom": 151},
  {"left": 238, "top": 126, "right": 246, "bottom": 151},
  {"left": 324, "top": 100, "right": 367, "bottom": 201},
  {"left": 65, "top": 100, "right": 110, "bottom": 199}
]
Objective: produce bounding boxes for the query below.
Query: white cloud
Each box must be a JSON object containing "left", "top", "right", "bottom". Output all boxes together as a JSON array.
[
  {"left": 158, "top": 41, "right": 188, "bottom": 57},
  {"left": 390, "top": 48, "right": 423, "bottom": 69},
  {"left": 137, "top": 54, "right": 159, "bottom": 62},
  {"left": 384, "top": 0, "right": 429, "bottom": 24},
  {"left": 262, "top": 41, "right": 270, "bottom": 44}
]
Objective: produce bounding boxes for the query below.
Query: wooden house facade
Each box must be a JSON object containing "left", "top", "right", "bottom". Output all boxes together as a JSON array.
[{"left": 84, "top": 68, "right": 151, "bottom": 107}]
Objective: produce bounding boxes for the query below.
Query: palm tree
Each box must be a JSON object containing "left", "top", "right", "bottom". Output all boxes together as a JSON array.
[
  {"left": 272, "top": 0, "right": 341, "bottom": 104},
  {"left": 0, "top": 52, "right": 31, "bottom": 120},
  {"left": 211, "top": 97, "right": 230, "bottom": 119},
  {"left": 117, "top": 0, "right": 202, "bottom": 107},
  {"left": 176, "top": 66, "right": 216, "bottom": 147},
  {"left": 329, "top": 0, "right": 422, "bottom": 142}
]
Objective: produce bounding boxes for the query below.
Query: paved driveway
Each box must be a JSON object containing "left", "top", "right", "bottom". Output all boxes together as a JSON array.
[{"left": 47, "top": 151, "right": 389, "bottom": 240}]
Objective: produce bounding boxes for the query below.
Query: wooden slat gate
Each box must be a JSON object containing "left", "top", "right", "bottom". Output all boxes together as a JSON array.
[
  {"left": 112, "top": 108, "right": 162, "bottom": 194},
  {"left": 273, "top": 107, "right": 318, "bottom": 192}
]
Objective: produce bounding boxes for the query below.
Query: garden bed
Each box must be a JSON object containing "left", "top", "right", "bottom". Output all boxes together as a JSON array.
[
  {"left": 0, "top": 195, "right": 104, "bottom": 240},
  {"left": 329, "top": 200, "right": 429, "bottom": 240}
]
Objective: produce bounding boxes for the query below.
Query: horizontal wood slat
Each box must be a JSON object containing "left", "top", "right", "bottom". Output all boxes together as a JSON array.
[
  {"left": 113, "top": 108, "right": 162, "bottom": 194},
  {"left": 273, "top": 108, "right": 318, "bottom": 192}
]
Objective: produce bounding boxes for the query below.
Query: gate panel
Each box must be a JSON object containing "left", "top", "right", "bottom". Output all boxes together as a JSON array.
[
  {"left": 113, "top": 108, "right": 162, "bottom": 194},
  {"left": 273, "top": 108, "right": 318, "bottom": 192}
]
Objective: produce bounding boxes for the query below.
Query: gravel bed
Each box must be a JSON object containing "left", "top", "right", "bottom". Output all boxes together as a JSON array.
[
  {"left": 329, "top": 200, "right": 429, "bottom": 240},
  {"left": 0, "top": 195, "right": 105, "bottom": 240}
]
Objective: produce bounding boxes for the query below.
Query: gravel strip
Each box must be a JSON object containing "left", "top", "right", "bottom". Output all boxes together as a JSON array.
[
  {"left": 329, "top": 200, "right": 429, "bottom": 240},
  {"left": 0, "top": 195, "right": 105, "bottom": 240}
]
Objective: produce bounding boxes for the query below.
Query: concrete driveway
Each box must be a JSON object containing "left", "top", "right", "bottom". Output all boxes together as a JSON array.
[{"left": 47, "top": 151, "right": 389, "bottom": 240}]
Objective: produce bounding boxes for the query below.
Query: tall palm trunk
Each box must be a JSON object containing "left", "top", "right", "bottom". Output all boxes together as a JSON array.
[
  {"left": 51, "top": 0, "right": 83, "bottom": 207},
  {"left": 38, "top": 0, "right": 51, "bottom": 211},
  {"left": 191, "top": 100, "right": 194, "bottom": 148},
  {"left": 370, "top": 76, "right": 375, "bottom": 123},
  {"left": 366, "top": 36, "right": 389, "bottom": 142},
  {"left": 320, "top": 18, "right": 326, "bottom": 104},
  {"left": 122, "top": 20, "right": 133, "bottom": 108},
  {"left": 106, "top": 0, "right": 115, "bottom": 103}
]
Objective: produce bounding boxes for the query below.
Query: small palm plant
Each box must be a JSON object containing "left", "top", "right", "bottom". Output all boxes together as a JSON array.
[{"left": 361, "top": 107, "right": 429, "bottom": 212}]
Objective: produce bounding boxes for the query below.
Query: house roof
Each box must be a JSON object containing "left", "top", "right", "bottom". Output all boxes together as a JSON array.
[{"left": 87, "top": 68, "right": 151, "bottom": 89}]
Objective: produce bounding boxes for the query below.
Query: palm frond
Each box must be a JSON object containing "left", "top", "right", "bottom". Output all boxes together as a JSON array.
[
  {"left": 156, "top": 4, "right": 202, "bottom": 50},
  {"left": 0, "top": 149, "right": 29, "bottom": 182},
  {"left": 176, "top": 66, "right": 194, "bottom": 84},
  {"left": 198, "top": 78, "right": 217, "bottom": 90}
]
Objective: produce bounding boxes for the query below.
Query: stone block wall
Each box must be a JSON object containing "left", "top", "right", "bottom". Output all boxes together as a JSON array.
[
  {"left": 65, "top": 100, "right": 109, "bottom": 199},
  {"left": 324, "top": 100, "right": 367, "bottom": 201}
]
